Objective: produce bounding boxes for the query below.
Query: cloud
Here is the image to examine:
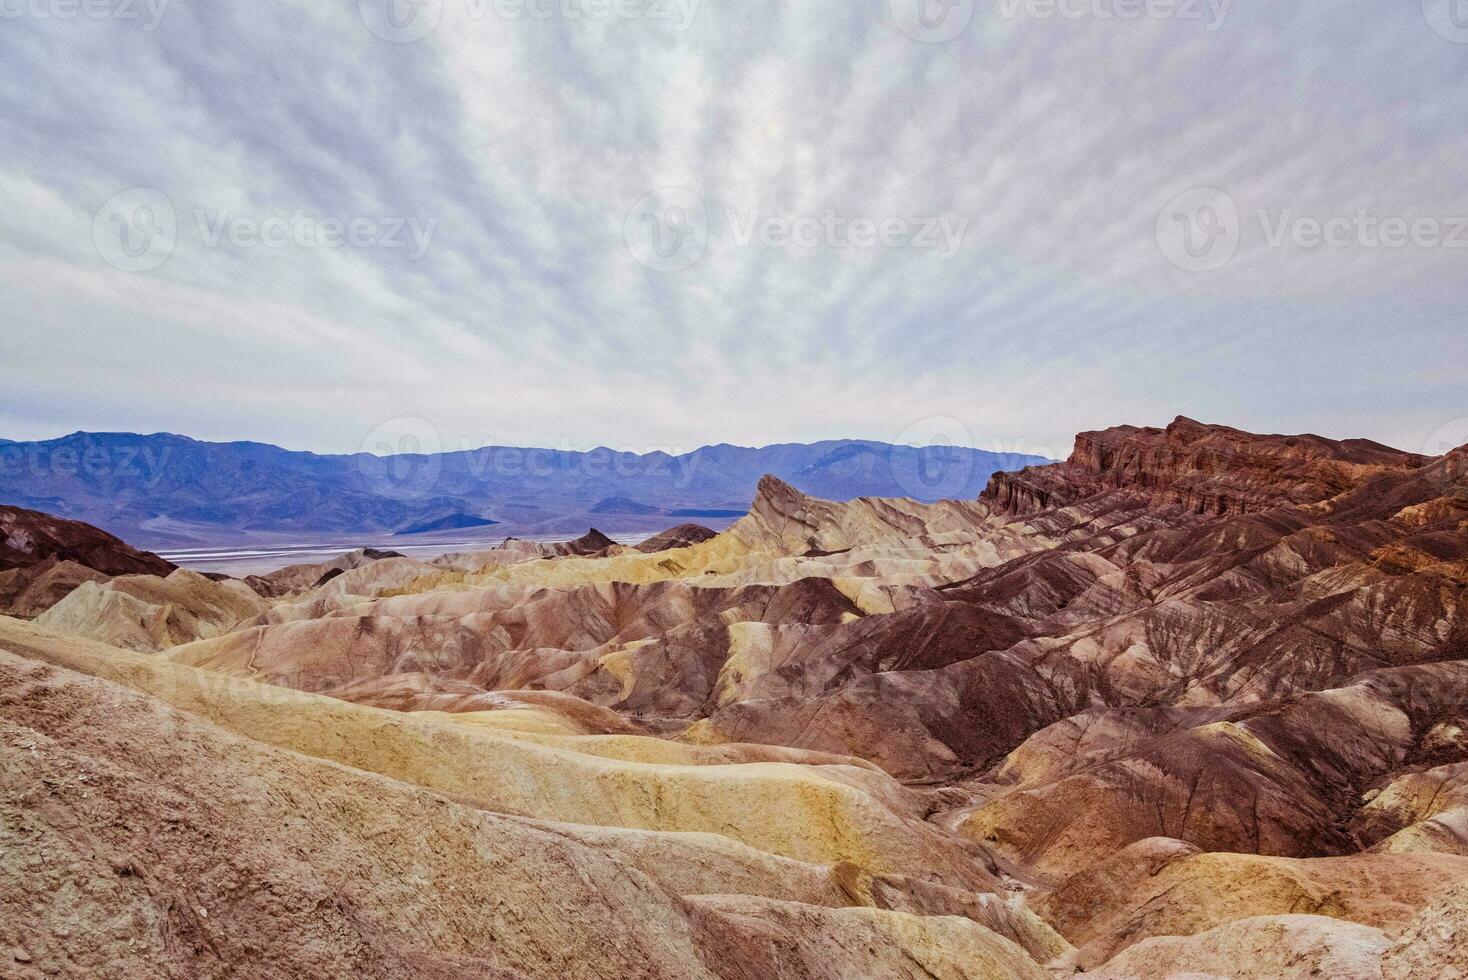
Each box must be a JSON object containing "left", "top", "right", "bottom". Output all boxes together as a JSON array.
[{"left": 0, "top": 0, "right": 1464, "bottom": 457}]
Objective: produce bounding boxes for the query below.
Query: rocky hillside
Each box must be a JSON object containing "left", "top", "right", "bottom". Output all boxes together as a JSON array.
[
  {"left": 0, "top": 505, "right": 174, "bottom": 575},
  {"left": 984, "top": 416, "right": 1427, "bottom": 516},
  {"left": 0, "top": 505, "right": 176, "bottom": 618},
  {"left": 2, "top": 417, "right": 1465, "bottom": 978}
]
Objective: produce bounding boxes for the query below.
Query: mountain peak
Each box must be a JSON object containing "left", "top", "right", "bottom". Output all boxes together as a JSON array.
[{"left": 755, "top": 473, "right": 804, "bottom": 500}]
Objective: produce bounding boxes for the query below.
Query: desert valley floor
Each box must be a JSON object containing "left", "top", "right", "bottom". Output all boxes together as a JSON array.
[{"left": 2, "top": 417, "right": 1466, "bottom": 979}]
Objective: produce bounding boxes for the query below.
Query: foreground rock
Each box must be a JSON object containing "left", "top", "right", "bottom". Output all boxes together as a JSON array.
[
  {"left": 1036, "top": 838, "right": 1468, "bottom": 968},
  {"left": 34, "top": 569, "right": 267, "bottom": 651},
  {"left": 1381, "top": 882, "right": 1468, "bottom": 979},
  {"left": 1076, "top": 915, "right": 1390, "bottom": 980},
  {"left": 0, "top": 617, "right": 1047, "bottom": 978},
  {"left": 4, "top": 416, "right": 1466, "bottom": 977}
]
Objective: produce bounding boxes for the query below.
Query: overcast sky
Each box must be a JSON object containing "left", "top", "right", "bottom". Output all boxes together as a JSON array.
[{"left": 1, "top": 0, "right": 1465, "bottom": 460}]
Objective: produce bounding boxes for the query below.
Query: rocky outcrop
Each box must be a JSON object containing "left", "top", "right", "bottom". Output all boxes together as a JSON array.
[
  {"left": 0, "top": 558, "right": 108, "bottom": 619},
  {"left": 558, "top": 528, "right": 619, "bottom": 556},
  {"left": 1355, "top": 761, "right": 1468, "bottom": 856},
  {"left": 1037, "top": 839, "right": 1468, "bottom": 968},
  {"left": 427, "top": 530, "right": 623, "bottom": 574},
  {"left": 244, "top": 547, "right": 406, "bottom": 597},
  {"left": 1076, "top": 915, "right": 1391, "bottom": 980},
  {"left": 958, "top": 664, "right": 1468, "bottom": 879},
  {"left": 0, "top": 505, "right": 175, "bottom": 617},
  {"left": 0, "top": 504, "right": 174, "bottom": 576},
  {"left": 1381, "top": 882, "right": 1468, "bottom": 979},
  {"left": 4, "top": 416, "right": 1467, "bottom": 977},
  {"left": 0, "top": 634, "right": 1041, "bottom": 980},
  {"left": 731, "top": 475, "right": 996, "bottom": 554},
  {"left": 166, "top": 577, "right": 866, "bottom": 706},
  {"left": 35, "top": 568, "right": 268, "bottom": 652},
  {"left": 984, "top": 416, "right": 1429, "bottom": 518},
  {"left": 636, "top": 523, "right": 718, "bottom": 553}
]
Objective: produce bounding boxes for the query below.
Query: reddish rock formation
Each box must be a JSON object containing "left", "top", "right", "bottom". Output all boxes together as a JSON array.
[
  {"left": 0, "top": 504, "right": 174, "bottom": 576},
  {"left": 0, "top": 558, "right": 107, "bottom": 619},
  {"left": 0, "top": 505, "right": 175, "bottom": 617},
  {"left": 984, "top": 416, "right": 1429, "bottom": 518},
  {"left": 636, "top": 523, "right": 719, "bottom": 553},
  {"left": 5, "top": 417, "right": 1467, "bottom": 978}
]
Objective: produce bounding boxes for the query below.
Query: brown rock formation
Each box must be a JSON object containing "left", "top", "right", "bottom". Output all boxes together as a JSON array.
[
  {"left": 984, "top": 416, "right": 1427, "bottom": 518},
  {"left": 244, "top": 547, "right": 406, "bottom": 597},
  {"left": 637, "top": 523, "right": 719, "bottom": 553},
  {"left": 1381, "top": 882, "right": 1468, "bottom": 979},
  {"left": 0, "top": 638, "right": 1039, "bottom": 979},
  {"left": 0, "top": 505, "right": 175, "bottom": 617},
  {"left": 4, "top": 416, "right": 1467, "bottom": 977},
  {"left": 1075, "top": 915, "right": 1391, "bottom": 980},
  {"left": 0, "top": 558, "right": 107, "bottom": 619},
  {"left": 0, "top": 504, "right": 174, "bottom": 576},
  {"left": 35, "top": 568, "right": 268, "bottom": 651}
]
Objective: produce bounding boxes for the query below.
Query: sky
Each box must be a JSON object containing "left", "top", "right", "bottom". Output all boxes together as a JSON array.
[{"left": 1, "top": 0, "right": 1465, "bottom": 462}]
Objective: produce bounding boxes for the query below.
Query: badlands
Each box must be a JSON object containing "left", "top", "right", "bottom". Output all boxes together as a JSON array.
[{"left": 2, "top": 417, "right": 1466, "bottom": 978}]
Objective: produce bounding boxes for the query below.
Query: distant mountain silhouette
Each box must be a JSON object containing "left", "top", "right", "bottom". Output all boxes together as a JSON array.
[
  {"left": 589, "top": 497, "right": 662, "bottom": 515},
  {"left": 0, "top": 432, "right": 1052, "bottom": 547},
  {"left": 397, "top": 513, "right": 500, "bottom": 535}
]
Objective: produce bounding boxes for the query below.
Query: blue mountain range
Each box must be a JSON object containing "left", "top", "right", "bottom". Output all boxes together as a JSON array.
[{"left": 0, "top": 432, "right": 1052, "bottom": 547}]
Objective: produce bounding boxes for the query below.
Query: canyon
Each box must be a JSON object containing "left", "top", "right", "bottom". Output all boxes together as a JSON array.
[{"left": 2, "top": 416, "right": 1465, "bottom": 978}]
